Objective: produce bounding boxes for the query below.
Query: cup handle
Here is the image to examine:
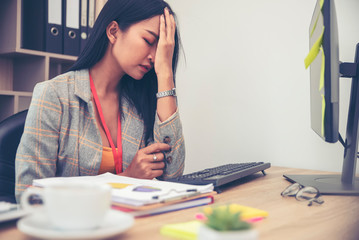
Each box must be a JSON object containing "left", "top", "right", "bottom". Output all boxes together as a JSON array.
[{"left": 20, "top": 188, "right": 44, "bottom": 212}]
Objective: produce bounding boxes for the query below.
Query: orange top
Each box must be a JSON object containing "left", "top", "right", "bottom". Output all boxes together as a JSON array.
[{"left": 98, "top": 146, "right": 116, "bottom": 174}]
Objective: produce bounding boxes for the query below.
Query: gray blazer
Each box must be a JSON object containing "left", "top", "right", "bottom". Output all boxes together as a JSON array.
[{"left": 15, "top": 69, "right": 185, "bottom": 200}]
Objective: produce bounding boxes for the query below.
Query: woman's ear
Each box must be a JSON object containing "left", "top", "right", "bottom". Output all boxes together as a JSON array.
[{"left": 106, "top": 21, "right": 120, "bottom": 44}]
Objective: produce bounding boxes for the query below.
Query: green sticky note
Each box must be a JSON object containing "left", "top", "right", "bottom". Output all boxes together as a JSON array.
[
  {"left": 319, "top": 46, "right": 325, "bottom": 137},
  {"left": 319, "top": 46, "right": 325, "bottom": 91},
  {"left": 160, "top": 221, "right": 201, "bottom": 240},
  {"left": 304, "top": 27, "right": 324, "bottom": 69}
]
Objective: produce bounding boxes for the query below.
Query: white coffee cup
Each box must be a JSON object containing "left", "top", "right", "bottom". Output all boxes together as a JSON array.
[{"left": 20, "top": 182, "right": 112, "bottom": 230}]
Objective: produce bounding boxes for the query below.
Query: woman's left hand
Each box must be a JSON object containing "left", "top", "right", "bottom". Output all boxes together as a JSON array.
[{"left": 154, "top": 7, "right": 176, "bottom": 79}]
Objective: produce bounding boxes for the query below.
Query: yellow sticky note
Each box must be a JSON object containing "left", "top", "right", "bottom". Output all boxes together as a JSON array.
[
  {"left": 319, "top": 46, "right": 325, "bottom": 91},
  {"left": 107, "top": 183, "right": 132, "bottom": 189},
  {"left": 160, "top": 221, "right": 201, "bottom": 240},
  {"left": 304, "top": 27, "right": 324, "bottom": 69},
  {"left": 229, "top": 204, "right": 268, "bottom": 220},
  {"left": 319, "top": 46, "right": 326, "bottom": 137},
  {"left": 203, "top": 204, "right": 268, "bottom": 220}
]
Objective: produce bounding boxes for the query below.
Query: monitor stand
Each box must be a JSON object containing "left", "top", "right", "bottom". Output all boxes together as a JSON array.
[{"left": 283, "top": 174, "right": 359, "bottom": 195}]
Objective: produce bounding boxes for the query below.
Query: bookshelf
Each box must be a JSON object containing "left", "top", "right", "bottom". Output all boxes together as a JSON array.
[{"left": 0, "top": 0, "right": 77, "bottom": 121}]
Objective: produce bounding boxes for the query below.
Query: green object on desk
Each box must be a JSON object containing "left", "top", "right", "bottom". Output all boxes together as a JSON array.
[
  {"left": 204, "top": 205, "right": 251, "bottom": 231},
  {"left": 160, "top": 220, "right": 201, "bottom": 240}
]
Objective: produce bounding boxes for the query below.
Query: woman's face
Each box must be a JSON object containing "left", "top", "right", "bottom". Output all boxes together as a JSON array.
[{"left": 111, "top": 15, "right": 160, "bottom": 80}]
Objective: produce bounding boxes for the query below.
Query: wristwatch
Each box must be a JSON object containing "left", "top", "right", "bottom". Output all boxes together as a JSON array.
[{"left": 156, "top": 88, "right": 176, "bottom": 98}]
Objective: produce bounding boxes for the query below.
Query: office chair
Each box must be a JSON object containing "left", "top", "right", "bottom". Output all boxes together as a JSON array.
[{"left": 0, "top": 110, "right": 28, "bottom": 203}]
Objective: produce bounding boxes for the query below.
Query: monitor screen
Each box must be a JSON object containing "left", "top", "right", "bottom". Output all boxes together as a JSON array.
[{"left": 308, "top": 0, "right": 339, "bottom": 143}]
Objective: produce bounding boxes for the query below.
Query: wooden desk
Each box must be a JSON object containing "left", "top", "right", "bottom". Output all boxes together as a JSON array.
[{"left": 1, "top": 166, "right": 358, "bottom": 240}]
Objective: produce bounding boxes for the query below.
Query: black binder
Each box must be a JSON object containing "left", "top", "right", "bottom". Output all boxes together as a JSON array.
[
  {"left": 21, "top": 0, "right": 45, "bottom": 51},
  {"left": 63, "top": 0, "right": 80, "bottom": 56},
  {"left": 45, "top": 0, "right": 63, "bottom": 54},
  {"left": 80, "top": 0, "right": 88, "bottom": 52}
]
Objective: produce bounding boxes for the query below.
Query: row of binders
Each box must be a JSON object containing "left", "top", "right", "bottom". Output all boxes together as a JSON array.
[{"left": 21, "top": 0, "right": 108, "bottom": 56}]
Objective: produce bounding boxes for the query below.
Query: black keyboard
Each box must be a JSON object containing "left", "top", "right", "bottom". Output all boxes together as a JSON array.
[{"left": 167, "top": 162, "right": 271, "bottom": 188}]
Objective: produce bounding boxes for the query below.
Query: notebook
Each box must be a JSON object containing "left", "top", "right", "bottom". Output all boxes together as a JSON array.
[
  {"left": 32, "top": 172, "right": 214, "bottom": 207},
  {"left": 113, "top": 196, "right": 214, "bottom": 217}
]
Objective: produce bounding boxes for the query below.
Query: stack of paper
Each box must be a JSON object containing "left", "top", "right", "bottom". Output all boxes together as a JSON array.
[{"left": 33, "top": 173, "right": 216, "bottom": 217}]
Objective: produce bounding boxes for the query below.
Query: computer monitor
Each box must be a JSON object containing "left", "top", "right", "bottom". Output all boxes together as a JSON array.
[
  {"left": 308, "top": 0, "right": 339, "bottom": 143},
  {"left": 284, "top": 0, "right": 359, "bottom": 195}
]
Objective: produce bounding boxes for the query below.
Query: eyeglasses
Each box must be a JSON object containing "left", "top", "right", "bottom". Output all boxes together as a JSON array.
[{"left": 281, "top": 183, "right": 324, "bottom": 206}]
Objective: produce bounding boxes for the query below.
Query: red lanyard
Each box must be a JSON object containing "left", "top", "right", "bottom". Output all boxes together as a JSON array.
[{"left": 89, "top": 74, "right": 123, "bottom": 173}]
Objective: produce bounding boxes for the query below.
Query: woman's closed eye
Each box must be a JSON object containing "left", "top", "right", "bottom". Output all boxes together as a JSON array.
[{"left": 144, "top": 38, "right": 154, "bottom": 46}]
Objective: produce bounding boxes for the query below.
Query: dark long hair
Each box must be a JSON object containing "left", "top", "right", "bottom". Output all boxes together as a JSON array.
[{"left": 69, "top": 0, "right": 181, "bottom": 144}]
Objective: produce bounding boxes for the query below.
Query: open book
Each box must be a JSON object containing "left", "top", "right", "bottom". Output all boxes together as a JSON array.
[{"left": 33, "top": 173, "right": 214, "bottom": 207}]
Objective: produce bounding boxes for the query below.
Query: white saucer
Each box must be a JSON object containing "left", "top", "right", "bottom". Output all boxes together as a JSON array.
[
  {"left": 17, "top": 210, "right": 134, "bottom": 240},
  {"left": 0, "top": 209, "right": 29, "bottom": 223}
]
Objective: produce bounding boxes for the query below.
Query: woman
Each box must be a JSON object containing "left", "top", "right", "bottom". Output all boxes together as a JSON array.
[{"left": 15, "top": 0, "right": 185, "bottom": 201}]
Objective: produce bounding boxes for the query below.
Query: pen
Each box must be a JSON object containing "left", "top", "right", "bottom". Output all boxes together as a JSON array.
[{"left": 152, "top": 189, "right": 199, "bottom": 202}]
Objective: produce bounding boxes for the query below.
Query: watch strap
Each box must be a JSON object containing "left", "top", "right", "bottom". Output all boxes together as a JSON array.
[{"left": 156, "top": 88, "right": 176, "bottom": 98}]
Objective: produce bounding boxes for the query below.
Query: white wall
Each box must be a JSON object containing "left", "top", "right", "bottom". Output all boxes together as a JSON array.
[{"left": 166, "top": 0, "right": 359, "bottom": 174}]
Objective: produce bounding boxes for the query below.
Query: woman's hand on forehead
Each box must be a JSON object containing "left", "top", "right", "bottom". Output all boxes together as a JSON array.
[{"left": 154, "top": 7, "right": 176, "bottom": 79}]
